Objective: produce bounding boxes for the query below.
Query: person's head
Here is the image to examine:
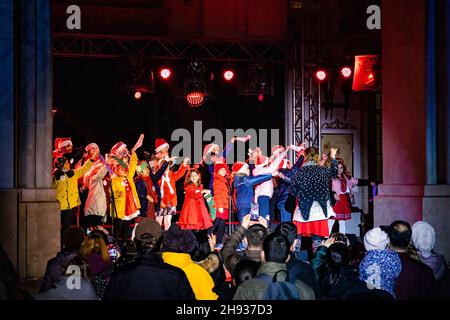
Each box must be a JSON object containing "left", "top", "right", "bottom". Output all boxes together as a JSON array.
[
  {"left": 190, "top": 231, "right": 211, "bottom": 262},
  {"left": 244, "top": 224, "right": 268, "bottom": 250},
  {"left": 261, "top": 233, "right": 290, "bottom": 263},
  {"left": 364, "top": 227, "right": 390, "bottom": 251},
  {"left": 337, "top": 159, "right": 349, "bottom": 177},
  {"left": 155, "top": 138, "right": 170, "bottom": 160},
  {"left": 161, "top": 224, "right": 197, "bottom": 254},
  {"left": 78, "top": 233, "right": 109, "bottom": 262},
  {"left": 411, "top": 221, "right": 436, "bottom": 259},
  {"left": 330, "top": 232, "right": 349, "bottom": 246},
  {"left": 327, "top": 243, "right": 350, "bottom": 268},
  {"left": 61, "top": 227, "right": 85, "bottom": 251},
  {"left": 185, "top": 169, "right": 201, "bottom": 187},
  {"left": 136, "top": 161, "right": 150, "bottom": 177},
  {"left": 388, "top": 220, "right": 412, "bottom": 251},
  {"left": 64, "top": 256, "right": 90, "bottom": 279},
  {"left": 214, "top": 163, "right": 230, "bottom": 177},
  {"left": 303, "top": 146, "right": 320, "bottom": 164},
  {"left": 232, "top": 162, "right": 250, "bottom": 177},
  {"left": 198, "top": 253, "right": 226, "bottom": 285},
  {"left": 274, "top": 222, "right": 298, "bottom": 252},
  {"left": 134, "top": 218, "right": 164, "bottom": 254},
  {"left": 85, "top": 143, "right": 100, "bottom": 160},
  {"left": 232, "top": 259, "right": 259, "bottom": 287}
]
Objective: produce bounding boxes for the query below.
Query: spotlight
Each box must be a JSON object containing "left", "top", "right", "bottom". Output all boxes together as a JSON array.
[
  {"left": 160, "top": 68, "right": 172, "bottom": 80},
  {"left": 315, "top": 69, "right": 327, "bottom": 82},
  {"left": 134, "top": 91, "right": 142, "bottom": 100},
  {"left": 340, "top": 67, "right": 352, "bottom": 78},
  {"left": 258, "top": 94, "right": 264, "bottom": 102},
  {"left": 185, "top": 82, "right": 206, "bottom": 107},
  {"left": 223, "top": 70, "right": 234, "bottom": 81}
]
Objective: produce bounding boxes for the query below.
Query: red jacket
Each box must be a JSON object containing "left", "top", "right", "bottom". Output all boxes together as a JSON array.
[
  {"left": 158, "top": 164, "right": 189, "bottom": 208},
  {"left": 213, "top": 173, "right": 230, "bottom": 219}
]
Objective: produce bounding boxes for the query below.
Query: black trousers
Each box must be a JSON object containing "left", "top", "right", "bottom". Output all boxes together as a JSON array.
[
  {"left": 112, "top": 218, "right": 131, "bottom": 243},
  {"left": 208, "top": 218, "right": 227, "bottom": 245},
  {"left": 61, "top": 207, "right": 77, "bottom": 233},
  {"left": 85, "top": 215, "right": 103, "bottom": 228}
]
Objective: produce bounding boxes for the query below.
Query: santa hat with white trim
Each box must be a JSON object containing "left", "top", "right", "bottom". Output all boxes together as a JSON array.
[
  {"left": 203, "top": 143, "right": 220, "bottom": 160},
  {"left": 110, "top": 141, "right": 128, "bottom": 157},
  {"left": 155, "top": 138, "right": 170, "bottom": 153},
  {"left": 271, "top": 145, "right": 285, "bottom": 158},
  {"left": 85, "top": 143, "right": 99, "bottom": 153},
  {"left": 232, "top": 161, "right": 249, "bottom": 175},
  {"left": 55, "top": 137, "right": 72, "bottom": 150}
]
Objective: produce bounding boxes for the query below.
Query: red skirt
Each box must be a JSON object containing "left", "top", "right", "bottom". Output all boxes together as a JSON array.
[
  {"left": 178, "top": 197, "right": 213, "bottom": 231},
  {"left": 332, "top": 193, "right": 352, "bottom": 221},
  {"left": 293, "top": 220, "right": 330, "bottom": 237}
]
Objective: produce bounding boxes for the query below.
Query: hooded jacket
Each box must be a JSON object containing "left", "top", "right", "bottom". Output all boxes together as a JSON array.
[
  {"left": 162, "top": 252, "right": 218, "bottom": 300},
  {"left": 233, "top": 174, "right": 272, "bottom": 210}
]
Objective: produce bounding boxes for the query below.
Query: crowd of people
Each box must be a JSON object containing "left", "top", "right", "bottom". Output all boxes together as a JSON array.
[{"left": 1, "top": 134, "right": 448, "bottom": 300}]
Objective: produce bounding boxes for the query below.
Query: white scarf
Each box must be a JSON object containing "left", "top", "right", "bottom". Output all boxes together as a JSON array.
[{"left": 160, "top": 171, "right": 175, "bottom": 198}]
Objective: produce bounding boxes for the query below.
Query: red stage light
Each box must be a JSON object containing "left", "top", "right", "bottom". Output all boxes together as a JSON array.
[
  {"left": 160, "top": 68, "right": 171, "bottom": 79},
  {"left": 340, "top": 67, "right": 352, "bottom": 78},
  {"left": 134, "top": 91, "right": 142, "bottom": 100},
  {"left": 223, "top": 70, "right": 234, "bottom": 81},
  {"left": 315, "top": 70, "right": 327, "bottom": 81},
  {"left": 258, "top": 94, "right": 264, "bottom": 102},
  {"left": 186, "top": 92, "right": 204, "bottom": 107}
]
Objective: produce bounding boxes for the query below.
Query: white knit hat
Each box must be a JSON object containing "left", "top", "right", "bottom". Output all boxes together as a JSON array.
[
  {"left": 364, "top": 227, "right": 390, "bottom": 251},
  {"left": 412, "top": 221, "right": 435, "bottom": 259}
]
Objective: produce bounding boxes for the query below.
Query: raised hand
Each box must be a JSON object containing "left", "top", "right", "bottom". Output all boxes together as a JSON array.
[
  {"left": 132, "top": 133, "right": 145, "bottom": 153},
  {"left": 330, "top": 147, "right": 338, "bottom": 159}
]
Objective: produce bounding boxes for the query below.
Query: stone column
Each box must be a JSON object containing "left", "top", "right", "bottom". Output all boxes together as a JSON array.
[
  {"left": 377, "top": 0, "right": 450, "bottom": 261},
  {"left": 0, "top": 0, "right": 59, "bottom": 279}
]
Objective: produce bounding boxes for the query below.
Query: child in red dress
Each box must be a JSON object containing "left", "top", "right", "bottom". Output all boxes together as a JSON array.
[{"left": 178, "top": 169, "right": 213, "bottom": 231}]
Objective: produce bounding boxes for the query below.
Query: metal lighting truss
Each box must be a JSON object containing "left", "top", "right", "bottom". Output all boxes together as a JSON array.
[{"left": 52, "top": 33, "right": 287, "bottom": 63}]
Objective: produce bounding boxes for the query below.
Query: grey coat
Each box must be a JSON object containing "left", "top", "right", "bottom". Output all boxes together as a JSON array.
[{"left": 84, "top": 166, "right": 108, "bottom": 217}]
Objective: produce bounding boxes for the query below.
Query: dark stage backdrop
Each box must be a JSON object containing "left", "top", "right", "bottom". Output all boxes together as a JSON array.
[{"left": 53, "top": 57, "right": 285, "bottom": 159}]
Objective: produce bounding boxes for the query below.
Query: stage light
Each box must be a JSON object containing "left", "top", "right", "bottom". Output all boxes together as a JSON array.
[
  {"left": 340, "top": 67, "right": 352, "bottom": 78},
  {"left": 134, "top": 91, "right": 142, "bottom": 100},
  {"left": 315, "top": 70, "right": 327, "bottom": 82},
  {"left": 258, "top": 94, "right": 264, "bottom": 102},
  {"left": 223, "top": 70, "right": 234, "bottom": 81},
  {"left": 185, "top": 82, "right": 206, "bottom": 107},
  {"left": 186, "top": 92, "right": 204, "bottom": 107},
  {"left": 160, "top": 68, "right": 172, "bottom": 80}
]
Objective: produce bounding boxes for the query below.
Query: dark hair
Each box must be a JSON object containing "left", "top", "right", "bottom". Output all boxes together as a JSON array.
[
  {"left": 191, "top": 231, "right": 211, "bottom": 262},
  {"left": 388, "top": 220, "right": 412, "bottom": 249},
  {"left": 321, "top": 243, "right": 351, "bottom": 292},
  {"left": 263, "top": 233, "right": 290, "bottom": 263},
  {"left": 274, "top": 222, "right": 297, "bottom": 246},
  {"left": 233, "top": 260, "right": 259, "bottom": 286},
  {"left": 244, "top": 224, "right": 268, "bottom": 249},
  {"left": 331, "top": 232, "right": 348, "bottom": 245},
  {"left": 64, "top": 256, "right": 90, "bottom": 279}
]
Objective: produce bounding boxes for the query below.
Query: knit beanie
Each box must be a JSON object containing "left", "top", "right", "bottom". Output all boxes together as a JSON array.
[
  {"left": 364, "top": 227, "right": 390, "bottom": 251},
  {"left": 412, "top": 221, "right": 435, "bottom": 259},
  {"left": 162, "top": 224, "right": 197, "bottom": 254}
]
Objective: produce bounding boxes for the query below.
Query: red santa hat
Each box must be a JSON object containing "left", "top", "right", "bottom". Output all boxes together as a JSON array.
[
  {"left": 271, "top": 145, "right": 285, "bottom": 157},
  {"left": 85, "top": 143, "right": 99, "bottom": 152},
  {"left": 55, "top": 137, "right": 72, "bottom": 150},
  {"left": 155, "top": 138, "right": 169, "bottom": 153},
  {"left": 214, "top": 163, "right": 230, "bottom": 175},
  {"left": 110, "top": 141, "right": 127, "bottom": 157},
  {"left": 232, "top": 161, "right": 249, "bottom": 175}
]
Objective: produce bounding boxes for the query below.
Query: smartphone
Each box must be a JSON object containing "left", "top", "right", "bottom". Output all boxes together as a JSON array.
[{"left": 250, "top": 202, "right": 259, "bottom": 221}]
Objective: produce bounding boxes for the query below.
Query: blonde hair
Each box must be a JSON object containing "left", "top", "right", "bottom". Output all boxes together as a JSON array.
[
  {"left": 79, "top": 233, "right": 110, "bottom": 262},
  {"left": 304, "top": 146, "right": 320, "bottom": 164}
]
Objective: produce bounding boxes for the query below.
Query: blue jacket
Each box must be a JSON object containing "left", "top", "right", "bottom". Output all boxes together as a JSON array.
[
  {"left": 134, "top": 161, "right": 168, "bottom": 214},
  {"left": 277, "top": 155, "right": 304, "bottom": 205},
  {"left": 233, "top": 174, "right": 272, "bottom": 210}
]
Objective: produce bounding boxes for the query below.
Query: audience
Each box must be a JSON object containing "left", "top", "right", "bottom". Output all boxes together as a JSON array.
[
  {"left": 197, "top": 253, "right": 234, "bottom": 300},
  {"left": 233, "top": 233, "right": 315, "bottom": 300},
  {"left": 388, "top": 220, "right": 436, "bottom": 299},
  {"left": 222, "top": 214, "right": 268, "bottom": 275},
  {"left": 35, "top": 257, "right": 98, "bottom": 300},
  {"left": 161, "top": 224, "right": 218, "bottom": 300},
  {"left": 358, "top": 227, "right": 402, "bottom": 298},
  {"left": 105, "top": 218, "right": 195, "bottom": 300},
  {"left": 411, "top": 221, "right": 447, "bottom": 282},
  {"left": 40, "top": 227, "right": 85, "bottom": 293}
]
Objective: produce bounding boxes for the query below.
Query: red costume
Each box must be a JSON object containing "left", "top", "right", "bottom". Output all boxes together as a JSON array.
[{"left": 178, "top": 184, "right": 213, "bottom": 230}]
